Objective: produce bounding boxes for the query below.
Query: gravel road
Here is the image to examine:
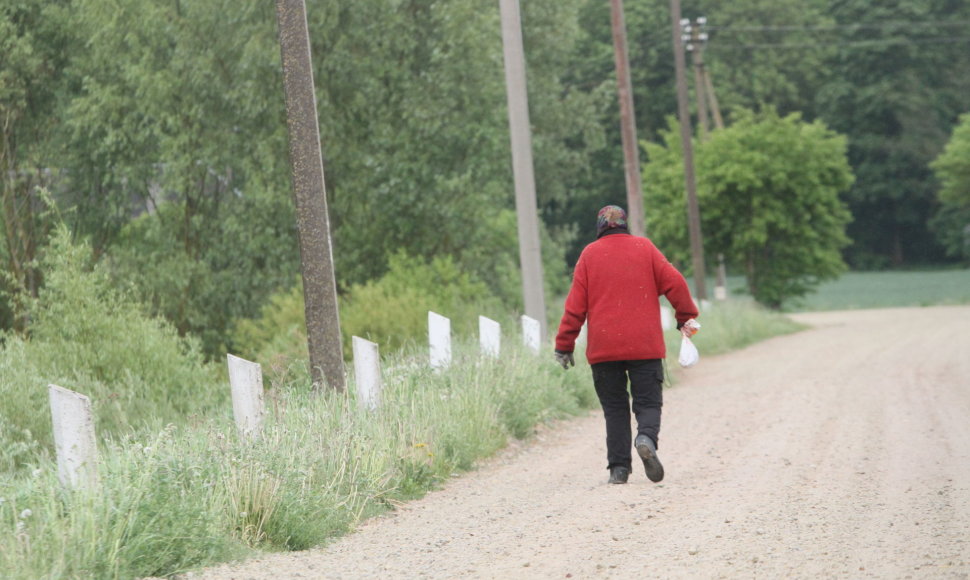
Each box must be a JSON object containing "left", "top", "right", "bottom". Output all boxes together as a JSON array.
[{"left": 193, "top": 305, "right": 970, "bottom": 579}]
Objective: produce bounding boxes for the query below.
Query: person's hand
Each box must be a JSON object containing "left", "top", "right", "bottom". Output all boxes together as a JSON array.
[
  {"left": 554, "top": 350, "right": 575, "bottom": 370},
  {"left": 680, "top": 318, "right": 700, "bottom": 339}
]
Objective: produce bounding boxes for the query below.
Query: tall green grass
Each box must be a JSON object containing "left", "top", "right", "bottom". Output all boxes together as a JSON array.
[
  {"left": 0, "top": 228, "right": 803, "bottom": 578},
  {"left": 0, "top": 299, "right": 797, "bottom": 579},
  {"left": 673, "top": 298, "right": 806, "bottom": 358},
  {"left": 0, "top": 228, "right": 226, "bottom": 472},
  {"left": 0, "top": 342, "right": 593, "bottom": 579}
]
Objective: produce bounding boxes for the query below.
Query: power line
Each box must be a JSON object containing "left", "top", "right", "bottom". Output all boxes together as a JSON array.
[
  {"left": 708, "top": 20, "right": 970, "bottom": 33},
  {"left": 709, "top": 36, "right": 970, "bottom": 50}
]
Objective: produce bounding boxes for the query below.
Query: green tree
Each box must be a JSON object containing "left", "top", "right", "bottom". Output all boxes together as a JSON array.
[
  {"left": 930, "top": 113, "right": 970, "bottom": 262},
  {"left": 557, "top": 0, "right": 835, "bottom": 262},
  {"left": 814, "top": 0, "right": 970, "bottom": 268},
  {"left": 643, "top": 110, "right": 854, "bottom": 308},
  {"left": 700, "top": 0, "right": 833, "bottom": 117},
  {"left": 0, "top": 225, "right": 223, "bottom": 464},
  {"left": 307, "top": 0, "right": 599, "bottom": 300},
  {"left": 0, "top": 1, "right": 74, "bottom": 331},
  {"left": 62, "top": 0, "right": 299, "bottom": 355},
  {"left": 49, "top": 0, "right": 596, "bottom": 355}
]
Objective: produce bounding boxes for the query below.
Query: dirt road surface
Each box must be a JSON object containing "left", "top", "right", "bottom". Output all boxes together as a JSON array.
[{"left": 194, "top": 306, "right": 970, "bottom": 579}]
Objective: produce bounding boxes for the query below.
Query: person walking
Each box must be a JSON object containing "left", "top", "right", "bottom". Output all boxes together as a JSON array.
[{"left": 554, "top": 205, "right": 699, "bottom": 484}]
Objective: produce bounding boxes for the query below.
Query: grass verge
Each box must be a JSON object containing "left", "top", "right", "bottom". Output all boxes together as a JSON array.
[{"left": 0, "top": 300, "right": 796, "bottom": 579}]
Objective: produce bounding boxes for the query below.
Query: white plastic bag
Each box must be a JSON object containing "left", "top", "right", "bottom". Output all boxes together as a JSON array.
[{"left": 678, "top": 335, "right": 699, "bottom": 368}]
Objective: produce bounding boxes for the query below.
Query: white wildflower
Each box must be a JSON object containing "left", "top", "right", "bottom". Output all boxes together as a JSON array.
[
  {"left": 19, "top": 509, "right": 32, "bottom": 519},
  {"left": 31, "top": 468, "right": 42, "bottom": 478}
]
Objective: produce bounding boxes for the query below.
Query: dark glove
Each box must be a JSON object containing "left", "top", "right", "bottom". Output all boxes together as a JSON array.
[{"left": 554, "top": 350, "right": 575, "bottom": 370}]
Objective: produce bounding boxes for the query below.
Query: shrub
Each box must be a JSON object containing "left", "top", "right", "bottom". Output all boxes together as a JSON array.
[
  {"left": 233, "top": 251, "right": 510, "bottom": 366},
  {"left": 340, "top": 252, "right": 507, "bottom": 355},
  {"left": 0, "top": 227, "right": 226, "bottom": 469}
]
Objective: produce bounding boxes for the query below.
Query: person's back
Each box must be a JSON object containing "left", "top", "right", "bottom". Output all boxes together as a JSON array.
[
  {"left": 554, "top": 205, "right": 698, "bottom": 485},
  {"left": 562, "top": 232, "right": 693, "bottom": 364}
]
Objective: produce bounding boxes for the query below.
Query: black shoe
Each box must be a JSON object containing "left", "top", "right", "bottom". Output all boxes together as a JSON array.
[
  {"left": 635, "top": 434, "right": 664, "bottom": 482},
  {"left": 608, "top": 465, "right": 630, "bottom": 484}
]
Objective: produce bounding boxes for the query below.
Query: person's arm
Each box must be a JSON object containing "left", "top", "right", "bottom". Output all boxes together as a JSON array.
[
  {"left": 652, "top": 247, "right": 698, "bottom": 328},
  {"left": 555, "top": 257, "right": 588, "bottom": 354}
]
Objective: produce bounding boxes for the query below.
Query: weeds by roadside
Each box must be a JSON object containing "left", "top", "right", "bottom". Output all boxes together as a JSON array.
[{"left": 0, "top": 300, "right": 796, "bottom": 579}]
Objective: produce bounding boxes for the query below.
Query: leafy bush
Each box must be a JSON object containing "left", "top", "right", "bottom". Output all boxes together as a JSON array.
[
  {"left": 931, "top": 113, "right": 970, "bottom": 263},
  {"left": 105, "top": 193, "right": 301, "bottom": 358},
  {"left": 234, "top": 252, "right": 510, "bottom": 365},
  {"left": 0, "top": 226, "right": 226, "bottom": 469},
  {"left": 340, "top": 252, "right": 507, "bottom": 355},
  {"left": 643, "top": 109, "right": 854, "bottom": 309},
  {"left": 232, "top": 279, "right": 309, "bottom": 373}
]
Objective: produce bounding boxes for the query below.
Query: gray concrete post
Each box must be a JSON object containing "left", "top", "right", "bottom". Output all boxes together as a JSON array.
[
  {"left": 498, "top": 0, "right": 548, "bottom": 339},
  {"left": 352, "top": 336, "right": 382, "bottom": 411},
  {"left": 275, "top": 0, "right": 346, "bottom": 391},
  {"left": 479, "top": 316, "right": 501, "bottom": 358},
  {"left": 521, "top": 315, "right": 541, "bottom": 355},
  {"left": 429, "top": 311, "right": 452, "bottom": 370},
  {"left": 227, "top": 354, "right": 266, "bottom": 440},
  {"left": 48, "top": 384, "right": 98, "bottom": 490}
]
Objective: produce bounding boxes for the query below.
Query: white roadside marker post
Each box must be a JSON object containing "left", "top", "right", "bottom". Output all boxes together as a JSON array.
[
  {"left": 227, "top": 354, "right": 266, "bottom": 441},
  {"left": 429, "top": 311, "right": 452, "bottom": 370},
  {"left": 48, "top": 384, "right": 98, "bottom": 490},
  {"left": 521, "top": 314, "right": 541, "bottom": 355},
  {"left": 660, "top": 304, "right": 675, "bottom": 331},
  {"left": 352, "top": 336, "right": 382, "bottom": 411},
  {"left": 479, "top": 316, "right": 501, "bottom": 359}
]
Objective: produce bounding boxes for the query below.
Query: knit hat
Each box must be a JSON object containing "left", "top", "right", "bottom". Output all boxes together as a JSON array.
[{"left": 596, "top": 205, "right": 628, "bottom": 237}]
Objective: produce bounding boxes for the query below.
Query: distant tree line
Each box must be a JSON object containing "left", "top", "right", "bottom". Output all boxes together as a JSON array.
[{"left": 2, "top": 0, "right": 968, "bottom": 356}]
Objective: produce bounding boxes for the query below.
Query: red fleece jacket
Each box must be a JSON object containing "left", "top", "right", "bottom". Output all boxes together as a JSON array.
[{"left": 555, "top": 233, "right": 698, "bottom": 364}]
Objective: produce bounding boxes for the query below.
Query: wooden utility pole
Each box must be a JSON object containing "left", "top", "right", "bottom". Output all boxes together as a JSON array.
[
  {"left": 704, "top": 68, "right": 725, "bottom": 130},
  {"left": 275, "top": 0, "right": 346, "bottom": 391},
  {"left": 671, "top": 1, "right": 707, "bottom": 301},
  {"left": 689, "top": 20, "right": 710, "bottom": 141},
  {"left": 609, "top": 0, "right": 645, "bottom": 237},
  {"left": 498, "top": 0, "right": 547, "bottom": 338}
]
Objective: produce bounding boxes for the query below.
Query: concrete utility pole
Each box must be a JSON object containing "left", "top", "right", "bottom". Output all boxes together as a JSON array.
[
  {"left": 671, "top": 1, "right": 708, "bottom": 301},
  {"left": 609, "top": 0, "right": 646, "bottom": 237},
  {"left": 498, "top": 0, "right": 547, "bottom": 338},
  {"left": 688, "top": 18, "right": 710, "bottom": 141},
  {"left": 275, "top": 0, "right": 346, "bottom": 391}
]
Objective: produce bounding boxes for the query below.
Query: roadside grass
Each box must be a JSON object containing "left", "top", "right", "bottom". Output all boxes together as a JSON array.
[
  {"left": 0, "top": 339, "right": 594, "bottom": 580},
  {"left": 3, "top": 232, "right": 961, "bottom": 578},
  {"left": 669, "top": 298, "right": 805, "bottom": 358},
  {"left": 0, "top": 300, "right": 797, "bottom": 579}
]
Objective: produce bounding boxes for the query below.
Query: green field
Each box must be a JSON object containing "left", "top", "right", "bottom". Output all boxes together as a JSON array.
[
  {"left": 715, "top": 269, "right": 970, "bottom": 312},
  {"left": 788, "top": 269, "right": 970, "bottom": 312}
]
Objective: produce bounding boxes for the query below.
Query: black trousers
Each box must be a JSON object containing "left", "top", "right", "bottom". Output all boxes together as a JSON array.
[{"left": 590, "top": 359, "right": 665, "bottom": 470}]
